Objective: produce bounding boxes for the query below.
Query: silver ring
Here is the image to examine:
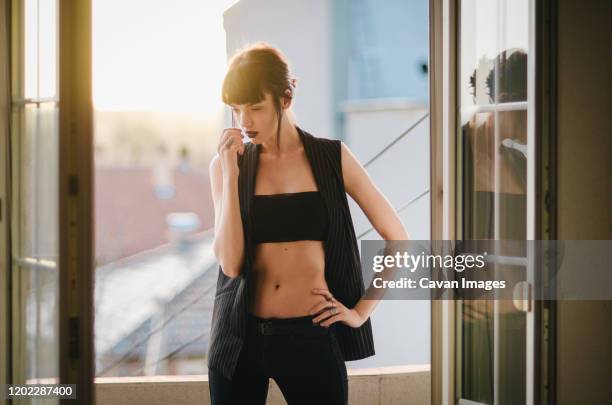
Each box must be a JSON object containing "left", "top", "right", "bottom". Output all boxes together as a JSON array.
[{"left": 329, "top": 307, "right": 337, "bottom": 315}]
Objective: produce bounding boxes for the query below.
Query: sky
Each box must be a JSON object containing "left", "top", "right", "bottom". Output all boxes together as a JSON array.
[{"left": 92, "top": 0, "right": 239, "bottom": 115}]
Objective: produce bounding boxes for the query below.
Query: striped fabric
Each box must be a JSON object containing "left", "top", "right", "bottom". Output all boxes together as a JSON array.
[{"left": 207, "top": 126, "right": 376, "bottom": 381}]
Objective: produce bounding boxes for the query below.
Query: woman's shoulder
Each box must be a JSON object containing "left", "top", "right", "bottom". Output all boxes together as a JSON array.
[
  {"left": 317, "top": 136, "right": 341, "bottom": 147},
  {"left": 300, "top": 128, "right": 341, "bottom": 150}
]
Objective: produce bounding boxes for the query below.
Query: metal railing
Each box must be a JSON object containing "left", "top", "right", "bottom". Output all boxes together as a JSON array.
[
  {"left": 356, "top": 113, "right": 430, "bottom": 238},
  {"left": 363, "top": 112, "right": 429, "bottom": 168}
]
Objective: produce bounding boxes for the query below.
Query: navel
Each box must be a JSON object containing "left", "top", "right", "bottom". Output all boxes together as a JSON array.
[{"left": 275, "top": 283, "right": 280, "bottom": 290}]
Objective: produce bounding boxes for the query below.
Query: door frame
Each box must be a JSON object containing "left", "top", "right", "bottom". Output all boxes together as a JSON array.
[
  {"left": 429, "top": 0, "right": 458, "bottom": 404},
  {"left": 2, "top": 0, "right": 94, "bottom": 403},
  {"left": 0, "top": 1, "right": 12, "bottom": 404},
  {"left": 58, "top": 0, "right": 95, "bottom": 403}
]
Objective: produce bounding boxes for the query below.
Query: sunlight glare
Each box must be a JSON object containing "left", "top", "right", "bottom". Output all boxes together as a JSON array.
[{"left": 93, "top": 0, "right": 237, "bottom": 115}]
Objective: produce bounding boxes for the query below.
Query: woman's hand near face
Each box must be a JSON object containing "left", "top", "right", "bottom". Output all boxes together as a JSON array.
[
  {"left": 210, "top": 128, "right": 247, "bottom": 279},
  {"left": 217, "top": 128, "right": 246, "bottom": 179}
]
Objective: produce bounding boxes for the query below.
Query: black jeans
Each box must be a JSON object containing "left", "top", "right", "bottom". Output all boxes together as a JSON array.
[{"left": 208, "top": 313, "right": 348, "bottom": 405}]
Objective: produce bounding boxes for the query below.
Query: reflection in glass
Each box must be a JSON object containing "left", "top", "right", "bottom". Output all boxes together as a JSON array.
[
  {"left": 458, "top": 1, "right": 530, "bottom": 404},
  {"left": 461, "top": 299, "right": 494, "bottom": 403},
  {"left": 460, "top": 0, "right": 499, "bottom": 108},
  {"left": 462, "top": 109, "right": 527, "bottom": 239}
]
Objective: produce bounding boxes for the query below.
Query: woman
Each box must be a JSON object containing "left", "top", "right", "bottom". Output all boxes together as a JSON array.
[{"left": 208, "top": 42, "right": 410, "bottom": 405}]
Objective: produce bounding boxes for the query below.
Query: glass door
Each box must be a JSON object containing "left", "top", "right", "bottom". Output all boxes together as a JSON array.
[
  {"left": 10, "top": 1, "right": 60, "bottom": 403},
  {"left": 456, "top": 0, "right": 535, "bottom": 404}
]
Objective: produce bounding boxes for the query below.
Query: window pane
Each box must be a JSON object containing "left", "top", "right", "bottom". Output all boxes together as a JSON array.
[
  {"left": 24, "top": 0, "right": 58, "bottom": 99},
  {"left": 458, "top": 0, "right": 531, "bottom": 404},
  {"left": 461, "top": 299, "right": 494, "bottom": 403},
  {"left": 12, "top": 0, "right": 60, "bottom": 396},
  {"left": 501, "top": 0, "right": 529, "bottom": 55},
  {"left": 461, "top": 110, "right": 527, "bottom": 238},
  {"left": 24, "top": 0, "right": 38, "bottom": 98},
  {"left": 460, "top": 0, "right": 499, "bottom": 110},
  {"left": 12, "top": 102, "right": 60, "bottom": 391},
  {"left": 39, "top": 0, "right": 58, "bottom": 98},
  {"left": 17, "top": 103, "right": 59, "bottom": 259},
  {"left": 22, "top": 263, "right": 59, "bottom": 382}
]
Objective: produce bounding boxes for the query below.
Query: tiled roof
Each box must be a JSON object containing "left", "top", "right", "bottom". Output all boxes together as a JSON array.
[
  {"left": 95, "top": 166, "right": 214, "bottom": 265},
  {"left": 102, "top": 260, "right": 218, "bottom": 361}
]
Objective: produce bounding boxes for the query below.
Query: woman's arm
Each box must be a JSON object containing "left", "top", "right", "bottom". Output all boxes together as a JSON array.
[
  {"left": 340, "top": 141, "right": 410, "bottom": 320},
  {"left": 210, "top": 154, "right": 245, "bottom": 279},
  {"left": 309, "top": 141, "right": 412, "bottom": 328},
  {"left": 341, "top": 141, "right": 411, "bottom": 241}
]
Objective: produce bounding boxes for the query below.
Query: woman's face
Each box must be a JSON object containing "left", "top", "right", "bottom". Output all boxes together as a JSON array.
[{"left": 229, "top": 91, "right": 284, "bottom": 144}]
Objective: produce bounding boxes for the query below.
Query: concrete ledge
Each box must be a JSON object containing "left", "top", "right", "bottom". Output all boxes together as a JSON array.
[{"left": 95, "top": 365, "right": 430, "bottom": 405}]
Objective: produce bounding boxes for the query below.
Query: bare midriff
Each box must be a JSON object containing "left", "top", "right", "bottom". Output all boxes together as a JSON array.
[{"left": 249, "top": 240, "right": 328, "bottom": 318}]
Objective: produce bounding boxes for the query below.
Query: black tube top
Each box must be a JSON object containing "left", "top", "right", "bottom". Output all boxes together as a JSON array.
[{"left": 252, "top": 191, "right": 329, "bottom": 244}]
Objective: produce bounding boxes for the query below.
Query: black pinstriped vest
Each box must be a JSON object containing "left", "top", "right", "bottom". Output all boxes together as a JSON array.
[{"left": 207, "top": 126, "right": 375, "bottom": 381}]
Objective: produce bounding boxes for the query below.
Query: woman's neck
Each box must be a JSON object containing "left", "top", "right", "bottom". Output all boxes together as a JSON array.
[{"left": 260, "top": 118, "right": 302, "bottom": 158}]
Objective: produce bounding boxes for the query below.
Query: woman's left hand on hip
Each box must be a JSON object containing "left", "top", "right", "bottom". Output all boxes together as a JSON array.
[{"left": 308, "top": 288, "right": 367, "bottom": 328}]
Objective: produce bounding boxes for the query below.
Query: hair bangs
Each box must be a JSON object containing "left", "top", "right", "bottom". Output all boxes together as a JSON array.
[{"left": 221, "top": 62, "right": 268, "bottom": 106}]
